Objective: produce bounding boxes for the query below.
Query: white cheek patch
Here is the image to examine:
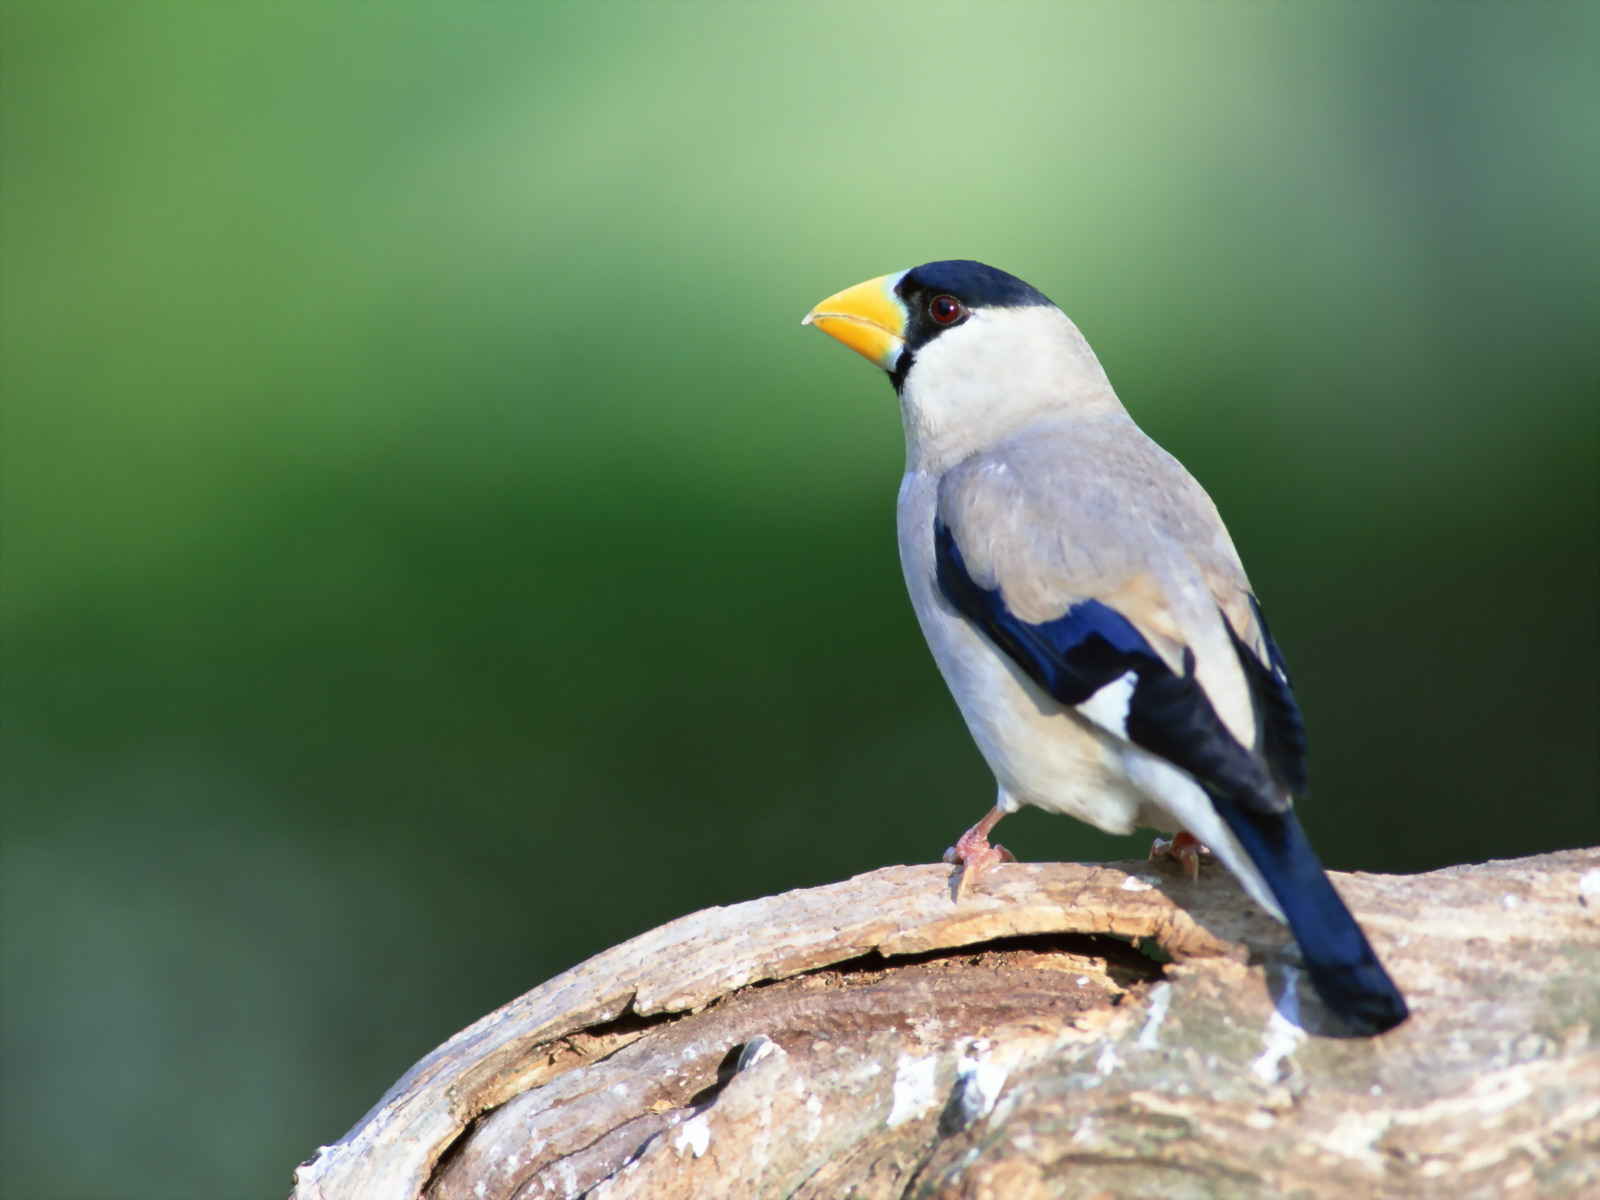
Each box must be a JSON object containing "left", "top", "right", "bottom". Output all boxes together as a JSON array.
[{"left": 1075, "top": 671, "right": 1137, "bottom": 738}]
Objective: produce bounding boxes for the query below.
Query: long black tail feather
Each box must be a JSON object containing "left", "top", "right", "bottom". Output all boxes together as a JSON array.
[{"left": 1211, "top": 796, "right": 1409, "bottom": 1034}]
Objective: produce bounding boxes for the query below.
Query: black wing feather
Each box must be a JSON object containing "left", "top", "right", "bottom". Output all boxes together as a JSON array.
[{"left": 1225, "top": 595, "right": 1309, "bottom": 795}]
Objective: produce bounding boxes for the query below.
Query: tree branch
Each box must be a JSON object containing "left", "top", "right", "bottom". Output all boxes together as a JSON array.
[{"left": 293, "top": 848, "right": 1600, "bottom": 1198}]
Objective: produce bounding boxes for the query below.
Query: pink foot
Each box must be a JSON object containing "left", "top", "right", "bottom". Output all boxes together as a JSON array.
[
  {"left": 1149, "top": 830, "right": 1207, "bottom": 881},
  {"left": 943, "top": 806, "right": 1016, "bottom": 901}
]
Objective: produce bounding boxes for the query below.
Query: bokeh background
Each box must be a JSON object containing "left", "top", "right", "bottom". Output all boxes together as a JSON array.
[{"left": 4, "top": 2, "right": 1596, "bottom": 1196}]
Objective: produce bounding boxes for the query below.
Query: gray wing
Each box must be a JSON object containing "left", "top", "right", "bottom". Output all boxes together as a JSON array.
[{"left": 934, "top": 417, "right": 1273, "bottom": 757}]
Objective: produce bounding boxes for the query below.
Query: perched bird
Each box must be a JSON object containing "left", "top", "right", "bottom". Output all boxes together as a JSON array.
[{"left": 802, "top": 260, "right": 1408, "bottom": 1035}]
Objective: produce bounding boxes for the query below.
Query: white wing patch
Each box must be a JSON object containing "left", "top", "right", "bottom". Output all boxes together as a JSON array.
[{"left": 1075, "top": 670, "right": 1137, "bottom": 738}]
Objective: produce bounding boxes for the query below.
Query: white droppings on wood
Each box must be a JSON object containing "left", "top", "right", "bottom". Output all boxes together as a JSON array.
[
  {"left": 673, "top": 1113, "right": 711, "bottom": 1158},
  {"left": 1318, "top": 1110, "right": 1390, "bottom": 1169},
  {"left": 886, "top": 1054, "right": 939, "bottom": 1127},
  {"left": 1095, "top": 1043, "right": 1119, "bottom": 1076},
  {"left": 803, "top": 1091, "right": 824, "bottom": 1141},
  {"left": 1251, "top": 971, "right": 1307, "bottom": 1083},
  {"left": 1579, "top": 868, "right": 1600, "bottom": 904},
  {"left": 1120, "top": 875, "right": 1155, "bottom": 892},
  {"left": 1135, "top": 982, "right": 1173, "bottom": 1050}
]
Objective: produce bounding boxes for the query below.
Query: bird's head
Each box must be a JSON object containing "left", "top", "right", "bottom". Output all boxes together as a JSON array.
[{"left": 803, "top": 260, "right": 1119, "bottom": 467}]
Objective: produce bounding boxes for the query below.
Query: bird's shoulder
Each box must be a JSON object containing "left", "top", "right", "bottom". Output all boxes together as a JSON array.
[{"left": 935, "top": 418, "right": 1251, "bottom": 631}]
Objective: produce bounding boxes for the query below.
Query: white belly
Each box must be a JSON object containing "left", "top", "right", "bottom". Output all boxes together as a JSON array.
[{"left": 897, "top": 472, "right": 1167, "bottom": 836}]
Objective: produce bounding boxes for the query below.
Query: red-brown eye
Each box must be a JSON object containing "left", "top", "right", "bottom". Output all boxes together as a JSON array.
[{"left": 929, "top": 294, "right": 965, "bottom": 325}]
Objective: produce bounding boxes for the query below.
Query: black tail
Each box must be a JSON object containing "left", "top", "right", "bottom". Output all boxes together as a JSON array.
[{"left": 1212, "top": 797, "right": 1408, "bottom": 1034}]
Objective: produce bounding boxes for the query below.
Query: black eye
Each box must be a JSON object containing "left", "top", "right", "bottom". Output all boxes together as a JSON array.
[{"left": 928, "top": 294, "right": 965, "bottom": 325}]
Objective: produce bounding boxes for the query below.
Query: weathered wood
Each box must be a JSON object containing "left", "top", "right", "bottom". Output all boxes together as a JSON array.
[{"left": 293, "top": 849, "right": 1600, "bottom": 1199}]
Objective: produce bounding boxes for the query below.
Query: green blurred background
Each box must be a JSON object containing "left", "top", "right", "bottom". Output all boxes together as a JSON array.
[{"left": 3, "top": 2, "right": 1595, "bottom": 1195}]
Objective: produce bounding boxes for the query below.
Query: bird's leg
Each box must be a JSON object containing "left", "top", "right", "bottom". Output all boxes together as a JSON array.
[
  {"left": 1148, "top": 830, "right": 1207, "bottom": 880},
  {"left": 943, "top": 805, "right": 1016, "bottom": 901}
]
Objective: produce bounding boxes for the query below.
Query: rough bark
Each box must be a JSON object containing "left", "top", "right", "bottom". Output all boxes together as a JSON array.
[{"left": 293, "top": 848, "right": 1600, "bottom": 1199}]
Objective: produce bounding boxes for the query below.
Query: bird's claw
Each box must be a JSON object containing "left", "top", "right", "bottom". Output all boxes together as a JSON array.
[
  {"left": 1149, "top": 831, "right": 1207, "bottom": 881},
  {"left": 945, "top": 821, "right": 1016, "bottom": 901}
]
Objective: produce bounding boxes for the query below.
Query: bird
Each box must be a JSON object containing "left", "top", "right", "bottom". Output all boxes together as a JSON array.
[{"left": 801, "top": 260, "right": 1408, "bottom": 1035}]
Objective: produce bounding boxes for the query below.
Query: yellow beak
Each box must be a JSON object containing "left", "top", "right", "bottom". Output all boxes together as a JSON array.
[{"left": 801, "top": 272, "right": 907, "bottom": 371}]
